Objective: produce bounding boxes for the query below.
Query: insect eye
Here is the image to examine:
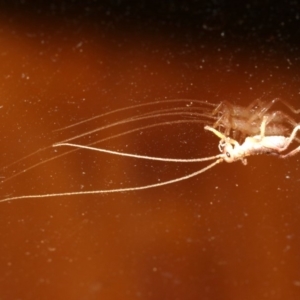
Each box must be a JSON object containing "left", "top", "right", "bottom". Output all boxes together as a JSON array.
[{"left": 226, "top": 152, "right": 231, "bottom": 158}]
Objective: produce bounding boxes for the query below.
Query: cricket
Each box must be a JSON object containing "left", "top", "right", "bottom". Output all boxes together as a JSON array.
[{"left": 1, "top": 98, "right": 300, "bottom": 202}]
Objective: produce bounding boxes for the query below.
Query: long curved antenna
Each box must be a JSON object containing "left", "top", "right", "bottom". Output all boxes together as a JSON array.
[
  {"left": 2, "top": 108, "right": 214, "bottom": 173},
  {"left": 53, "top": 142, "right": 223, "bottom": 163},
  {"left": 60, "top": 110, "right": 214, "bottom": 144},
  {"left": 0, "top": 158, "right": 223, "bottom": 203},
  {"left": 54, "top": 99, "right": 216, "bottom": 132},
  {"left": 1, "top": 118, "right": 211, "bottom": 183}
]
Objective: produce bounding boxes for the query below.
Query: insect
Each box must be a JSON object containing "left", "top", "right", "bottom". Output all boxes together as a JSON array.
[
  {"left": 1, "top": 111, "right": 299, "bottom": 203},
  {"left": 212, "top": 97, "right": 300, "bottom": 139}
]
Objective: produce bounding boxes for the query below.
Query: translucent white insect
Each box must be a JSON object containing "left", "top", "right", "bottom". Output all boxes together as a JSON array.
[
  {"left": 205, "top": 115, "right": 300, "bottom": 164},
  {"left": 1, "top": 115, "right": 299, "bottom": 203}
]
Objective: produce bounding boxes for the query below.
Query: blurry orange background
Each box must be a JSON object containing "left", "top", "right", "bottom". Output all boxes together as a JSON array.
[{"left": 0, "top": 2, "right": 300, "bottom": 300}]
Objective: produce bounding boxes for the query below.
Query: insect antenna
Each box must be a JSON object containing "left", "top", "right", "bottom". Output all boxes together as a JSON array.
[
  {"left": 0, "top": 157, "right": 223, "bottom": 203},
  {"left": 1, "top": 114, "right": 215, "bottom": 183},
  {"left": 54, "top": 99, "right": 216, "bottom": 132},
  {"left": 2, "top": 103, "right": 215, "bottom": 174}
]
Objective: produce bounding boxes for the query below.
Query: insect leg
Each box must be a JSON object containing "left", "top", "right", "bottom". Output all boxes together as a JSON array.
[{"left": 278, "top": 124, "right": 300, "bottom": 158}]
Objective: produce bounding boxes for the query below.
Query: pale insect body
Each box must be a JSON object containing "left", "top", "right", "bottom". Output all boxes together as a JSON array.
[
  {"left": 2, "top": 98, "right": 300, "bottom": 202},
  {"left": 205, "top": 115, "right": 300, "bottom": 166}
]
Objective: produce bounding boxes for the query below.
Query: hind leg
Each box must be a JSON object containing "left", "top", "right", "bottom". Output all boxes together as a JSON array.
[
  {"left": 248, "top": 98, "right": 299, "bottom": 126},
  {"left": 277, "top": 124, "right": 300, "bottom": 158}
]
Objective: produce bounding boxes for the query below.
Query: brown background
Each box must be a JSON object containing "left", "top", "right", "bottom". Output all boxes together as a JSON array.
[{"left": 0, "top": 1, "right": 300, "bottom": 299}]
